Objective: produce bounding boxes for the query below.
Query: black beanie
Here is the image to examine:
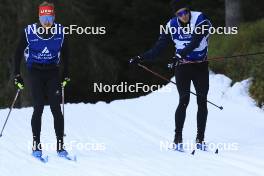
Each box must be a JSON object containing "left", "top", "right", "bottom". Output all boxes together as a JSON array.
[{"left": 170, "top": 0, "right": 191, "bottom": 12}]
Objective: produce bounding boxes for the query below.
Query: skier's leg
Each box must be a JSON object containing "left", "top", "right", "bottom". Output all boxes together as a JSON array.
[
  {"left": 29, "top": 69, "right": 45, "bottom": 151},
  {"left": 192, "top": 62, "right": 209, "bottom": 143},
  {"left": 174, "top": 65, "right": 192, "bottom": 143},
  {"left": 46, "top": 69, "right": 65, "bottom": 151},
  {"left": 31, "top": 105, "right": 44, "bottom": 151}
]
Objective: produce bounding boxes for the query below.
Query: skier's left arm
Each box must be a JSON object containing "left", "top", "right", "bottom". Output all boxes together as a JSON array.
[{"left": 61, "top": 36, "right": 70, "bottom": 86}]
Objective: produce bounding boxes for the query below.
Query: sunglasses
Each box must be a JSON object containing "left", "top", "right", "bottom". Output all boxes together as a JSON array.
[
  {"left": 176, "top": 9, "right": 189, "bottom": 17},
  {"left": 39, "top": 15, "right": 54, "bottom": 24}
]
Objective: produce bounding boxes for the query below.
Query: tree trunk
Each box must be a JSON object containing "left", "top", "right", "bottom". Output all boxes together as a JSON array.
[{"left": 225, "top": 0, "right": 242, "bottom": 27}]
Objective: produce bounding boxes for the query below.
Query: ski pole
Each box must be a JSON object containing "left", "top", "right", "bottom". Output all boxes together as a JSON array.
[
  {"left": 208, "top": 51, "right": 264, "bottom": 62},
  {"left": 137, "top": 63, "right": 223, "bottom": 110},
  {"left": 61, "top": 85, "right": 66, "bottom": 137},
  {"left": 0, "top": 89, "right": 21, "bottom": 138},
  {"left": 62, "top": 85, "right": 65, "bottom": 120}
]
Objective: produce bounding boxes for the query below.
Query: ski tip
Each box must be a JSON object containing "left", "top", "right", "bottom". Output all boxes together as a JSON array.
[
  {"left": 34, "top": 155, "right": 49, "bottom": 163},
  {"left": 215, "top": 149, "right": 219, "bottom": 154},
  {"left": 45, "top": 156, "right": 49, "bottom": 162},
  {"left": 191, "top": 150, "right": 196, "bottom": 155},
  {"left": 219, "top": 106, "right": 224, "bottom": 110},
  {"left": 42, "top": 159, "right": 48, "bottom": 163},
  {"left": 0, "top": 134, "right": 2, "bottom": 138},
  {"left": 39, "top": 156, "right": 49, "bottom": 163},
  {"left": 59, "top": 154, "right": 77, "bottom": 162},
  {"left": 66, "top": 155, "right": 77, "bottom": 162}
]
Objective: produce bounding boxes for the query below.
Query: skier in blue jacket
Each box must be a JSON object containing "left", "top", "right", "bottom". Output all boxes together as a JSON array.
[
  {"left": 14, "top": 1, "right": 70, "bottom": 157},
  {"left": 130, "top": 0, "right": 211, "bottom": 151}
]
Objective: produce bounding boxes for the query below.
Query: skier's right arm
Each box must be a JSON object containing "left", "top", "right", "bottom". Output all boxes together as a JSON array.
[
  {"left": 129, "top": 28, "right": 172, "bottom": 65},
  {"left": 140, "top": 32, "right": 171, "bottom": 60},
  {"left": 14, "top": 30, "right": 27, "bottom": 89},
  {"left": 14, "top": 30, "right": 27, "bottom": 75}
]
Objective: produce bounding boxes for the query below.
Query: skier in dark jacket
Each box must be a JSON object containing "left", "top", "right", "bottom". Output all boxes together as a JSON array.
[
  {"left": 129, "top": 0, "right": 211, "bottom": 151},
  {"left": 14, "top": 1, "right": 70, "bottom": 157}
]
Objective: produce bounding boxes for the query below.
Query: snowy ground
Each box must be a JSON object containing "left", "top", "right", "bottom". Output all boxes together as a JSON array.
[{"left": 0, "top": 73, "right": 264, "bottom": 176}]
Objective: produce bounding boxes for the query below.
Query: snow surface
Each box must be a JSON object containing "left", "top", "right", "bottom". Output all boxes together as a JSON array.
[{"left": 1, "top": 73, "right": 264, "bottom": 176}]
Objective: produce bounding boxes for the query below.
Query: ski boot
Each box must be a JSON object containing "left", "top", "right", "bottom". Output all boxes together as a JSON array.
[
  {"left": 173, "top": 132, "right": 184, "bottom": 152},
  {"left": 57, "top": 137, "right": 69, "bottom": 157},
  {"left": 196, "top": 135, "right": 207, "bottom": 151},
  {"left": 32, "top": 137, "right": 42, "bottom": 157}
]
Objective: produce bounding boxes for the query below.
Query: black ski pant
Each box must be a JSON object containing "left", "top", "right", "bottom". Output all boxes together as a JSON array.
[
  {"left": 29, "top": 67, "right": 64, "bottom": 142},
  {"left": 174, "top": 62, "right": 209, "bottom": 141}
]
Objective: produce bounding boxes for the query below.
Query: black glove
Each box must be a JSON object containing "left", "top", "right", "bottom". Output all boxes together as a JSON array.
[
  {"left": 14, "top": 74, "right": 24, "bottom": 90},
  {"left": 168, "top": 54, "right": 183, "bottom": 69},
  {"left": 129, "top": 56, "right": 143, "bottom": 65}
]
